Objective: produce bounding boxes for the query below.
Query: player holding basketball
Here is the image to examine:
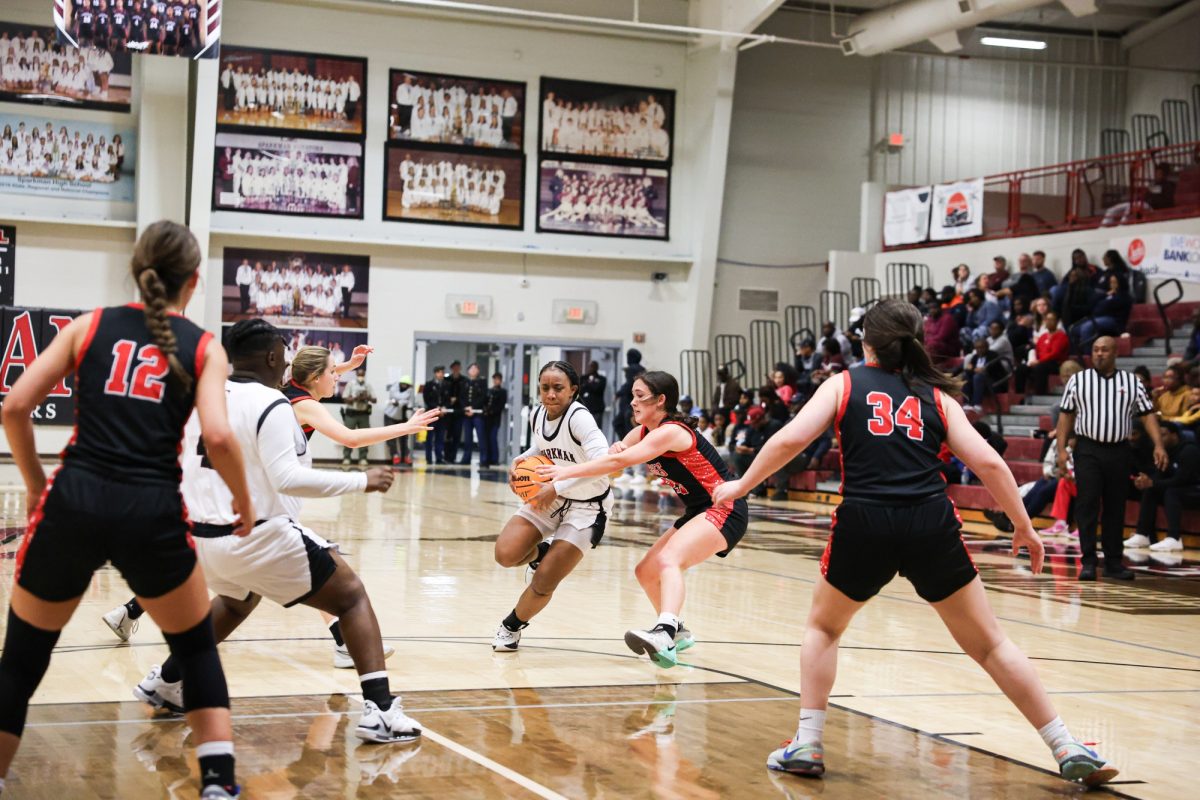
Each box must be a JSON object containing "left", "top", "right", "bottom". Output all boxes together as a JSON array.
[
  {"left": 493, "top": 361, "right": 613, "bottom": 652},
  {"left": 0, "top": 221, "right": 252, "bottom": 799},
  {"left": 537, "top": 370, "right": 748, "bottom": 668},
  {"left": 712, "top": 298, "right": 1117, "bottom": 787}
]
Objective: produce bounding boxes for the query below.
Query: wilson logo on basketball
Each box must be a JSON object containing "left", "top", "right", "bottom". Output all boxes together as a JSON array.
[{"left": 1128, "top": 238, "right": 1145, "bottom": 266}]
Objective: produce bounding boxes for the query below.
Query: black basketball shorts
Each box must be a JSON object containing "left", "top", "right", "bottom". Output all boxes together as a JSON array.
[
  {"left": 820, "top": 494, "right": 977, "bottom": 603},
  {"left": 16, "top": 465, "right": 197, "bottom": 602},
  {"left": 674, "top": 497, "right": 749, "bottom": 557}
]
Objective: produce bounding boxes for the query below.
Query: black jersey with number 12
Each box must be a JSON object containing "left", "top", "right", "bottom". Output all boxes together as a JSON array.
[{"left": 835, "top": 366, "right": 949, "bottom": 502}]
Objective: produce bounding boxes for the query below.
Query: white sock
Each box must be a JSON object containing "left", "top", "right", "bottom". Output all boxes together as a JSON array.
[
  {"left": 195, "top": 740, "right": 235, "bottom": 758},
  {"left": 656, "top": 612, "right": 680, "bottom": 636},
  {"left": 794, "top": 708, "right": 826, "bottom": 746},
  {"left": 1038, "top": 716, "right": 1074, "bottom": 754}
]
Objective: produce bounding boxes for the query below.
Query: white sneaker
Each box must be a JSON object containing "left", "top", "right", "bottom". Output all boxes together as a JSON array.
[
  {"left": 1149, "top": 537, "right": 1183, "bottom": 552},
  {"left": 1124, "top": 534, "right": 1152, "bottom": 548},
  {"left": 1149, "top": 551, "right": 1183, "bottom": 566},
  {"left": 673, "top": 622, "right": 695, "bottom": 653},
  {"left": 624, "top": 626, "right": 678, "bottom": 668},
  {"left": 199, "top": 787, "right": 239, "bottom": 799},
  {"left": 102, "top": 604, "right": 138, "bottom": 642},
  {"left": 492, "top": 625, "right": 521, "bottom": 652},
  {"left": 134, "top": 665, "right": 184, "bottom": 714},
  {"left": 334, "top": 643, "right": 396, "bottom": 669},
  {"left": 355, "top": 698, "right": 422, "bottom": 743}
]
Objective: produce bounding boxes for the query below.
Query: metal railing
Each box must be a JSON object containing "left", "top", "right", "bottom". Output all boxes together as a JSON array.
[
  {"left": 785, "top": 304, "right": 816, "bottom": 350},
  {"left": 851, "top": 277, "right": 881, "bottom": 310},
  {"left": 749, "top": 319, "right": 785, "bottom": 388},
  {"left": 1153, "top": 278, "right": 1184, "bottom": 357},
  {"left": 818, "top": 290, "right": 850, "bottom": 332},
  {"left": 884, "top": 262, "right": 931, "bottom": 298},
  {"left": 713, "top": 335, "right": 747, "bottom": 384},
  {"left": 679, "top": 349, "right": 714, "bottom": 410}
]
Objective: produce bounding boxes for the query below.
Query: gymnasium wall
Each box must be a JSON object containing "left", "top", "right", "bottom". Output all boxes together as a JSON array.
[{"left": 1124, "top": 14, "right": 1200, "bottom": 118}]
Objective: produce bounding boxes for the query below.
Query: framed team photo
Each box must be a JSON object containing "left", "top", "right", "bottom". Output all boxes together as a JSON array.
[
  {"left": 384, "top": 144, "right": 524, "bottom": 230},
  {"left": 388, "top": 69, "right": 524, "bottom": 151},
  {"left": 55, "top": 0, "right": 222, "bottom": 60},
  {"left": 539, "top": 77, "right": 673, "bottom": 164},
  {"left": 221, "top": 247, "right": 369, "bottom": 330},
  {"left": 536, "top": 160, "right": 669, "bottom": 240},
  {"left": 213, "top": 132, "right": 363, "bottom": 219},
  {"left": 222, "top": 323, "right": 370, "bottom": 402},
  {"left": 0, "top": 113, "right": 135, "bottom": 202},
  {"left": 218, "top": 46, "right": 366, "bottom": 138},
  {"left": 0, "top": 22, "right": 132, "bottom": 112}
]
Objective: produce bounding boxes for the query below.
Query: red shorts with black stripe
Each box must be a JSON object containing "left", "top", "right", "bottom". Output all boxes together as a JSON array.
[
  {"left": 673, "top": 498, "right": 749, "bottom": 557},
  {"left": 820, "top": 494, "right": 977, "bottom": 602}
]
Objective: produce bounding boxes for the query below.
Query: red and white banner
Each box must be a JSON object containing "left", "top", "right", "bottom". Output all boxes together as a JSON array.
[
  {"left": 929, "top": 178, "right": 984, "bottom": 241},
  {"left": 1112, "top": 233, "right": 1200, "bottom": 284}
]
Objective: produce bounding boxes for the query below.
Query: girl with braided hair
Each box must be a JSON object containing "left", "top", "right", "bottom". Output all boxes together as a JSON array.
[{"left": 0, "top": 220, "right": 253, "bottom": 799}]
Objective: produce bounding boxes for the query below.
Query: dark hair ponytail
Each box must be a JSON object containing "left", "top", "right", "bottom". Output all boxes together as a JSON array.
[
  {"left": 538, "top": 360, "right": 580, "bottom": 402},
  {"left": 863, "top": 298, "right": 963, "bottom": 398},
  {"left": 131, "top": 220, "right": 201, "bottom": 392},
  {"left": 636, "top": 370, "right": 698, "bottom": 429}
]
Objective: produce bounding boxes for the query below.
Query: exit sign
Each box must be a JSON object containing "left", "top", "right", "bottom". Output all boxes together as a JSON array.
[
  {"left": 459, "top": 300, "right": 479, "bottom": 316},
  {"left": 565, "top": 306, "right": 585, "bottom": 322}
]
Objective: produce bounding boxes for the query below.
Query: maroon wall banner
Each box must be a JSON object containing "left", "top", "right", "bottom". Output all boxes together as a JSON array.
[{"left": 0, "top": 306, "right": 81, "bottom": 425}]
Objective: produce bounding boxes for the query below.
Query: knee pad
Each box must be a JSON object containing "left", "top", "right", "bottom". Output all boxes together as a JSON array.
[
  {"left": 163, "top": 613, "right": 230, "bottom": 713},
  {"left": 0, "top": 610, "right": 61, "bottom": 735}
]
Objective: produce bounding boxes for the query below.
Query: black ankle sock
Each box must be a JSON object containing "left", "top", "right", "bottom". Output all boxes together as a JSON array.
[
  {"left": 198, "top": 753, "right": 235, "bottom": 790},
  {"left": 160, "top": 657, "right": 181, "bottom": 684},
  {"left": 502, "top": 610, "right": 527, "bottom": 632},
  {"left": 126, "top": 599, "right": 145, "bottom": 620},
  {"left": 328, "top": 619, "right": 345, "bottom": 647},
  {"left": 532, "top": 541, "right": 550, "bottom": 563},
  {"left": 361, "top": 676, "right": 393, "bottom": 711},
  {"left": 654, "top": 622, "right": 678, "bottom": 639}
]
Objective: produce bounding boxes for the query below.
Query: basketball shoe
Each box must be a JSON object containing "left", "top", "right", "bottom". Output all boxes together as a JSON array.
[
  {"left": 673, "top": 621, "right": 695, "bottom": 653},
  {"left": 134, "top": 665, "right": 184, "bottom": 714},
  {"left": 1055, "top": 741, "right": 1118, "bottom": 786},
  {"left": 355, "top": 699, "right": 422, "bottom": 743},
  {"left": 767, "top": 739, "right": 825, "bottom": 776},
  {"left": 492, "top": 625, "right": 521, "bottom": 652},
  {"left": 334, "top": 643, "right": 395, "bottom": 669},
  {"left": 102, "top": 604, "right": 139, "bottom": 642},
  {"left": 624, "top": 625, "right": 677, "bottom": 668},
  {"left": 200, "top": 786, "right": 239, "bottom": 799}
]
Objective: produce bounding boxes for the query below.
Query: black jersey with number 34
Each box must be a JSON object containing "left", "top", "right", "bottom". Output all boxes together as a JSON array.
[
  {"left": 835, "top": 367, "right": 949, "bottom": 502},
  {"left": 62, "top": 304, "right": 211, "bottom": 483}
]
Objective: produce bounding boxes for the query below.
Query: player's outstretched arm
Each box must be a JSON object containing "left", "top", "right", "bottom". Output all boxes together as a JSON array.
[
  {"left": 194, "top": 343, "right": 255, "bottom": 536},
  {"left": 941, "top": 393, "right": 1044, "bottom": 573},
  {"left": 537, "top": 424, "right": 690, "bottom": 483},
  {"left": 713, "top": 377, "right": 838, "bottom": 506},
  {"left": 297, "top": 398, "right": 438, "bottom": 448}
]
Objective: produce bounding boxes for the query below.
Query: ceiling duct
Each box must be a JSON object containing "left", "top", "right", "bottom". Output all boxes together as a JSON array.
[{"left": 840, "top": 0, "right": 1098, "bottom": 56}]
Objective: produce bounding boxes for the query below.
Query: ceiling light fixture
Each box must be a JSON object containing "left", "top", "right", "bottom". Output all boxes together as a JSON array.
[{"left": 980, "top": 36, "right": 1047, "bottom": 50}]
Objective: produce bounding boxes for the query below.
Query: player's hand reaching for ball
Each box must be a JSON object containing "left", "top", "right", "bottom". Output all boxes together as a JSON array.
[
  {"left": 1011, "top": 524, "right": 1044, "bottom": 574},
  {"left": 711, "top": 479, "right": 744, "bottom": 507},
  {"left": 609, "top": 441, "right": 628, "bottom": 455},
  {"left": 534, "top": 462, "right": 566, "bottom": 482},
  {"left": 364, "top": 467, "right": 395, "bottom": 494},
  {"left": 402, "top": 407, "right": 441, "bottom": 435}
]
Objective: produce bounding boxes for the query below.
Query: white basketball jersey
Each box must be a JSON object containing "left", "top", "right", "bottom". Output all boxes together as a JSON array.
[{"left": 529, "top": 400, "right": 610, "bottom": 500}]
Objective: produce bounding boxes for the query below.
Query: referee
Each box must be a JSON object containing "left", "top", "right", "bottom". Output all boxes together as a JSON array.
[{"left": 1055, "top": 337, "right": 1168, "bottom": 581}]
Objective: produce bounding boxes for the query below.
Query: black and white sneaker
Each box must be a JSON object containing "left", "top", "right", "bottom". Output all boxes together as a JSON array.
[
  {"left": 134, "top": 665, "right": 184, "bottom": 714},
  {"left": 492, "top": 625, "right": 521, "bottom": 652},
  {"left": 355, "top": 699, "right": 422, "bottom": 744}
]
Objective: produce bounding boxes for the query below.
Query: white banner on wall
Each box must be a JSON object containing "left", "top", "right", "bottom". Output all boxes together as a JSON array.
[
  {"left": 883, "top": 186, "right": 931, "bottom": 246},
  {"left": 929, "top": 178, "right": 984, "bottom": 241},
  {"left": 1112, "top": 233, "right": 1200, "bottom": 284}
]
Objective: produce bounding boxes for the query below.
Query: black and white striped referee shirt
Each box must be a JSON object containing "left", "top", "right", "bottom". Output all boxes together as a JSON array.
[{"left": 1059, "top": 368, "right": 1153, "bottom": 443}]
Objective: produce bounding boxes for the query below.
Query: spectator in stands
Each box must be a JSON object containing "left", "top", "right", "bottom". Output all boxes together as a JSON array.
[
  {"left": 712, "top": 366, "right": 742, "bottom": 417},
  {"left": 952, "top": 264, "right": 971, "bottom": 296},
  {"left": 1022, "top": 311, "right": 1069, "bottom": 395},
  {"left": 730, "top": 389, "right": 754, "bottom": 426},
  {"left": 1134, "top": 364, "right": 1153, "bottom": 395},
  {"left": 817, "top": 321, "right": 851, "bottom": 361},
  {"left": 1051, "top": 249, "right": 1094, "bottom": 310},
  {"left": 846, "top": 307, "right": 866, "bottom": 362},
  {"left": 1153, "top": 365, "right": 1190, "bottom": 418},
  {"left": 578, "top": 360, "right": 607, "bottom": 427},
  {"left": 1030, "top": 250, "right": 1057, "bottom": 297},
  {"left": 821, "top": 338, "right": 847, "bottom": 373},
  {"left": 1072, "top": 274, "right": 1132, "bottom": 352},
  {"left": 794, "top": 338, "right": 822, "bottom": 392},
  {"left": 1020, "top": 436, "right": 1076, "bottom": 534},
  {"left": 758, "top": 384, "right": 788, "bottom": 422},
  {"left": 961, "top": 288, "right": 1003, "bottom": 349},
  {"left": 679, "top": 394, "right": 695, "bottom": 418},
  {"left": 996, "top": 253, "right": 1040, "bottom": 310},
  {"left": 961, "top": 337, "right": 999, "bottom": 411},
  {"left": 1007, "top": 310, "right": 1036, "bottom": 367},
  {"left": 1126, "top": 422, "right": 1198, "bottom": 553},
  {"left": 920, "top": 287, "right": 939, "bottom": 311},
  {"left": 923, "top": 301, "right": 961, "bottom": 368},
  {"left": 697, "top": 413, "right": 717, "bottom": 446},
  {"left": 1038, "top": 437, "right": 1079, "bottom": 538},
  {"left": 1164, "top": 386, "right": 1200, "bottom": 435},
  {"left": 986, "top": 319, "right": 1014, "bottom": 367},
  {"left": 985, "top": 255, "right": 1009, "bottom": 292},
  {"left": 771, "top": 367, "right": 796, "bottom": 406},
  {"left": 1184, "top": 309, "right": 1200, "bottom": 363},
  {"left": 1030, "top": 296, "right": 1050, "bottom": 334},
  {"left": 710, "top": 411, "right": 729, "bottom": 449},
  {"left": 1145, "top": 162, "right": 1176, "bottom": 211},
  {"left": 732, "top": 405, "right": 780, "bottom": 497},
  {"left": 907, "top": 285, "right": 926, "bottom": 314},
  {"left": 1097, "top": 250, "right": 1131, "bottom": 293}
]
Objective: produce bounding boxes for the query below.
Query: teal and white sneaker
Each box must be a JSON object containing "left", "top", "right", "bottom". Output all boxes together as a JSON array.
[
  {"left": 766, "top": 739, "right": 825, "bottom": 776},
  {"left": 673, "top": 622, "right": 695, "bottom": 653},
  {"left": 624, "top": 626, "right": 677, "bottom": 668},
  {"left": 1055, "top": 741, "right": 1118, "bottom": 786}
]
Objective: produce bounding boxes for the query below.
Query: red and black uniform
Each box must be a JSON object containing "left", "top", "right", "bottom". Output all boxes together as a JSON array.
[
  {"left": 16, "top": 304, "right": 212, "bottom": 602},
  {"left": 283, "top": 379, "right": 316, "bottom": 440},
  {"left": 823, "top": 367, "right": 976, "bottom": 603},
  {"left": 641, "top": 420, "right": 748, "bottom": 555}
]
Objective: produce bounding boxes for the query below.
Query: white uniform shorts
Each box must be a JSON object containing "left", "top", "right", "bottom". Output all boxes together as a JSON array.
[
  {"left": 515, "top": 493, "right": 614, "bottom": 553},
  {"left": 195, "top": 517, "right": 337, "bottom": 607}
]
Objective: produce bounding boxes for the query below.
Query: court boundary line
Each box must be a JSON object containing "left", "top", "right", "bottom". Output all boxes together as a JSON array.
[{"left": 421, "top": 726, "right": 570, "bottom": 800}]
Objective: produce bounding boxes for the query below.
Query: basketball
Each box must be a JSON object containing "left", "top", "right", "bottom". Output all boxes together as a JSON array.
[{"left": 511, "top": 454, "right": 554, "bottom": 501}]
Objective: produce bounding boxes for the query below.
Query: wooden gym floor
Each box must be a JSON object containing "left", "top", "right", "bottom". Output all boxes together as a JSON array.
[{"left": 0, "top": 464, "right": 1196, "bottom": 799}]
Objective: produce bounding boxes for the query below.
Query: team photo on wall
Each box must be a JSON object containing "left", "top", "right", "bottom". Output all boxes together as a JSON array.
[
  {"left": 0, "top": 22, "right": 132, "bottom": 111},
  {"left": 0, "top": 114, "right": 133, "bottom": 200},
  {"left": 537, "top": 160, "right": 668, "bottom": 239},
  {"left": 218, "top": 45, "right": 366, "bottom": 137},
  {"left": 384, "top": 144, "right": 523, "bottom": 229},
  {"left": 54, "top": 0, "right": 222, "bottom": 59},
  {"left": 222, "top": 247, "right": 368, "bottom": 330},
  {"left": 389, "top": 69, "right": 523, "bottom": 150},
  {"left": 213, "top": 132, "right": 363, "bottom": 218},
  {"left": 539, "top": 77, "right": 673, "bottom": 163}
]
